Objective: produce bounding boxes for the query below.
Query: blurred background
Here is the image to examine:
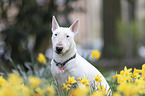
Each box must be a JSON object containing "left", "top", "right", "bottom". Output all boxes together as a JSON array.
[{"left": 0, "top": 0, "right": 145, "bottom": 74}]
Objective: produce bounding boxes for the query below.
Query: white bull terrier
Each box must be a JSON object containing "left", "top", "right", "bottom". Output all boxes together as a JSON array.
[{"left": 51, "top": 16, "right": 110, "bottom": 94}]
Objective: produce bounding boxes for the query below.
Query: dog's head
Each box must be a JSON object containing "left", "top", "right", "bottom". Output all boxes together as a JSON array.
[{"left": 51, "top": 16, "right": 79, "bottom": 54}]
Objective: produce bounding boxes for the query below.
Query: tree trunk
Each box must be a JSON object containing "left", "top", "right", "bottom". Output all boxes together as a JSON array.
[{"left": 102, "top": 0, "right": 121, "bottom": 59}]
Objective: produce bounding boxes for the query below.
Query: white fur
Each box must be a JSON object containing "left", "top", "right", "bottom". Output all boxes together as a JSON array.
[{"left": 51, "top": 16, "right": 110, "bottom": 92}]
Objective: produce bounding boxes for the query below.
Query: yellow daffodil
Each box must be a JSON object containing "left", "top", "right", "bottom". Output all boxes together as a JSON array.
[
  {"left": 77, "top": 77, "right": 82, "bottom": 81},
  {"left": 135, "top": 77, "right": 145, "bottom": 87},
  {"left": 119, "top": 66, "right": 133, "bottom": 83},
  {"left": 91, "top": 50, "right": 101, "bottom": 60},
  {"left": 117, "top": 83, "right": 140, "bottom": 96},
  {"left": 8, "top": 72, "right": 23, "bottom": 85},
  {"left": 28, "top": 76, "right": 42, "bottom": 88},
  {"left": 132, "top": 69, "right": 141, "bottom": 79},
  {"left": 97, "top": 84, "right": 109, "bottom": 95},
  {"left": 20, "top": 84, "right": 30, "bottom": 96},
  {"left": 66, "top": 75, "right": 77, "bottom": 84},
  {"left": 80, "top": 77, "right": 90, "bottom": 86},
  {"left": 69, "top": 85, "right": 89, "bottom": 96},
  {"left": 141, "top": 64, "right": 145, "bottom": 78},
  {"left": 0, "top": 76, "right": 6, "bottom": 86},
  {"left": 113, "top": 92, "right": 121, "bottom": 96},
  {"left": 134, "top": 64, "right": 145, "bottom": 78},
  {"left": 115, "top": 64, "right": 145, "bottom": 96},
  {"left": 134, "top": 77, "right": 145, "bottom": 94},
  {"left": 46, "top": 86, "right": 55, "bottom": 96},
  {"left": 0, "top": 86, "right": 19, "bottom": 96},
  {"left": 0, "top": 72, "right": 32, "bottom": 96},
  {"left": 62, "top": 83, "right": 70, "bottom": 91},
  {"left": 91, "top": 91, "right": 106, "bottom": 96},
  {"left": 116, "top": 76, "right": 124, "bottom": 84},
  {"left": 122, "top": 66, "right": 132, "bottom": 76},
  {"left": 94, "top": 74, "right": 102, "bottom": 84},
  {"left": 37, "top": 53, "right": 47, "bottom": 64},
  {"left": 134, "top": 68, "right": 142, "bottom": 74},
  {"left": 98, "top": 84, "right": 106, "bottom": 92},
  {"left": 0, "top": 72, "right": 56, "bottom": 96},
  {"left": 113, "top": 71, "right": 119, "bottom": 79}
]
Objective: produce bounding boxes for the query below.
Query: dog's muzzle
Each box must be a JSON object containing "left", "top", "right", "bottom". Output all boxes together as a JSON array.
[{"left": 56, "top": 47, "right": 63, "bottom": 54}]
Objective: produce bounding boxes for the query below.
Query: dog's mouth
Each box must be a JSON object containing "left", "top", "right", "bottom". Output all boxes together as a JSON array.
[{"left": 55, "top": 51, "right": 62, "bottom": 54}]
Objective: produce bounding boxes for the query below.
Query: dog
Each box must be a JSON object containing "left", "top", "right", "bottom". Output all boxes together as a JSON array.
[{"left": 51, "top": 16, "right": 110, "bottom": 94}]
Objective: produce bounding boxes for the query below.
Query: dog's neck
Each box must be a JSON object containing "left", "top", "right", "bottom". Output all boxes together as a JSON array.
[{"left": 53, "top": 41, "right": 77, "bottom": 63}]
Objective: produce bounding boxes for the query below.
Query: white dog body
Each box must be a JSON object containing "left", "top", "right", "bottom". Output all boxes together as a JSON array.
[{"left": 51, "top": 16, "right": 110, "bottom": 91}]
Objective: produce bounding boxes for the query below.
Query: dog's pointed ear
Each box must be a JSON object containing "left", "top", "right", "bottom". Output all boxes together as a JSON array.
[
  {"left": 52, "top": 16, "right": 60, "bottom": 32},
  {"left": 69, "top": 19, "right": 79, "bottom": 34}
]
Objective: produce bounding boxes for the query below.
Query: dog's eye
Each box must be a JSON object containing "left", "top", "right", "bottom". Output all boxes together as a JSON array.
[
  {"left": 55, "top": 34, "right": 57, "bottom": 36},
  {"left": 66, "top": 35, "right": 69, "bottom": 38}
]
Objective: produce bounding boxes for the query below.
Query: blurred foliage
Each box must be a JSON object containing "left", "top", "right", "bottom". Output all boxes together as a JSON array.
[
  {"left": 117, "top": 19, "right": 145, "bottom": 58},
  {"left": 0, "top": 0, "right": 83, "bottom": 65},
  {"left": 102, "top": 0, "right": 145, "bottom": 59},
  {"left": 0, "top": 52, "right": 52, "bottom": 80}
]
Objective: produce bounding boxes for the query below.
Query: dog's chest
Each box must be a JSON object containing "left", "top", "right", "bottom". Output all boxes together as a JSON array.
[{"left": 51, "top": 60, "right": 77, "bottom": 83}]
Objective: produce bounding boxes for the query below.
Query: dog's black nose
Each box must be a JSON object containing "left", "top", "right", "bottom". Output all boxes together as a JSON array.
[{"left": 56, "top": 47, "right": 63, "bottom": 53}]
